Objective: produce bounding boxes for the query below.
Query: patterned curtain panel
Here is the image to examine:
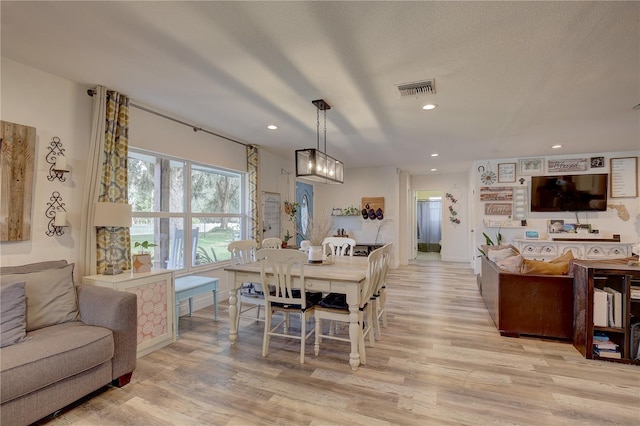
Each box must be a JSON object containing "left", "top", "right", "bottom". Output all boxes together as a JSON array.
[
  {"left": 96, "top": 91, "right": 131, "bottom": 273},
  {"left": 247, "top": 144, "right": 259, "bottom": 242}
]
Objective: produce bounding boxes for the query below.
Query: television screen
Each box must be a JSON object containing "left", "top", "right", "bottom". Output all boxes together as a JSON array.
[{"left": 530, "top": 173, "right": 608, "bottom": 212}]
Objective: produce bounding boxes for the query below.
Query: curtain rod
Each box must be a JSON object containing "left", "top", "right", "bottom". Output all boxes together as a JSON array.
[{"left": 87, "top": 89, "right": 249, "bottom": 147}]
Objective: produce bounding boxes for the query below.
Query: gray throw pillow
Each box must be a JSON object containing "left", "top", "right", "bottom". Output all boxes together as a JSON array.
[
  {"left": 0, "top": 263, "right": 79, "bottom": 331},
  {"left": 0, "top": 281, "right": 27, "bottom": 347}
]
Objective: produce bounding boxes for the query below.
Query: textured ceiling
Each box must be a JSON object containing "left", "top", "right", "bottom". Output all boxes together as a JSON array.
[{"left": 2, "top": 1, "right": 639, "bottom": 174}]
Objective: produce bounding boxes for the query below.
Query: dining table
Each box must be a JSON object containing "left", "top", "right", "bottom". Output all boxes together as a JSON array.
[{"left": 224, "top": 255, "right": 369, "bottom": 370}]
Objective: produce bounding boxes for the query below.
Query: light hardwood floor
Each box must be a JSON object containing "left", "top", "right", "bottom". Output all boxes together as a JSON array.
[{"left": 39, "top": 261, "right": 639, "bottom": 425}]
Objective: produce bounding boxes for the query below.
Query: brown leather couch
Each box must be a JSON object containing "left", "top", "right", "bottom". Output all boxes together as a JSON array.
[{"left": 479, "top": 256, "right": 574, "bottom": 340}]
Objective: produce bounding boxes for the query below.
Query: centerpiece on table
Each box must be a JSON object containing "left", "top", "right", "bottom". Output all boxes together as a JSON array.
[{"left": 299, "top": 210, "right": 333, "bottom": 263}]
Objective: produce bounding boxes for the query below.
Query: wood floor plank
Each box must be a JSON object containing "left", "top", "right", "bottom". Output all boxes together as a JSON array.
[{"left": 35, "top": 260, "right": 639, "bottom": 425}]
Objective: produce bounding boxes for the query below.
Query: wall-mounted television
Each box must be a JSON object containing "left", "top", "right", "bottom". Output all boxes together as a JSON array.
[{"left": 530, "top": 173, "right": 608, "bottom": 212}]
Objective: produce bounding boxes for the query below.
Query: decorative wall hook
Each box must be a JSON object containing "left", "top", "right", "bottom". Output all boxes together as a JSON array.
[
  {"left": 45, "top": 136, "right": 70, "bottom": 181},
  {"left": 45, "top": 191, "right": 68, "bottom": 236}
]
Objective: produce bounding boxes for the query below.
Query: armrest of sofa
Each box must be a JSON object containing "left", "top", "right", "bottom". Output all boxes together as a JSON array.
[{"left": 76, "top": 285, "right": 137, "bottom": 384}]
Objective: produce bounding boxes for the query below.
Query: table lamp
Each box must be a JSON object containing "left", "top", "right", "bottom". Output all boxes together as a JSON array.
[{"left": 94, "top": 202, "right": 132, "bottom": 275}]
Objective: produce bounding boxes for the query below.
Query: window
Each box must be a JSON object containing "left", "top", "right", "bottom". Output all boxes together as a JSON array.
[{"left": 128, "top": 149, "right": 245, "bottom": 271}]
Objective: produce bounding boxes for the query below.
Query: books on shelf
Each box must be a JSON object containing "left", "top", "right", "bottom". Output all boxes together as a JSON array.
[
  {"left": 603, "top": 287, "right": 623, "bottom": 328},
  {"left": 631, "top": 286, "right": 640, "bottom": 300},
  {"left": 593, "top": 288, "right": 608, "bottom": 327},
  {"left": 593, "top": 347, "right": 622, "bottom": 359},
  {"left": 593, "top": 332, "right": 621, "bottom": 358}
]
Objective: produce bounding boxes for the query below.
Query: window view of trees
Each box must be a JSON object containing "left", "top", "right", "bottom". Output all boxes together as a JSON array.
[{"left": 128, "top": 150, "right": 245, "bottom": 271}]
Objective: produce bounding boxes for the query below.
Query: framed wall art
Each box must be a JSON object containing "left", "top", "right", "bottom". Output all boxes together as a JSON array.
[
  {"left": 518, "top": 158, "right": 544, "bottom": 175},
  {"left": 610, "top": 157, "right": 638, "bottom": 198},
  {"left": 498, "top": 163, "right": 516, "bottom": 183},
  {"left": 547, "top": 158, "right": 588, "bottom": 173}
]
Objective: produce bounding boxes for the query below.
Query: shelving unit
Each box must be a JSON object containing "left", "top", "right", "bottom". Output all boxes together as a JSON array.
[{"left": 573, "top": 261, "right": 640, "bottom": 364}]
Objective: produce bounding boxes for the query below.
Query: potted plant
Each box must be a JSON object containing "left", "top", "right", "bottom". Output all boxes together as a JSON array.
[
  {"left": 299, "top": 211, "right": 333, "bottom": 263},
  {"left": 132, "top": 240, "right": 157, "bottom": 273},
  {"left": 282, "top": 230, "right": 293, "bottom": 248}
]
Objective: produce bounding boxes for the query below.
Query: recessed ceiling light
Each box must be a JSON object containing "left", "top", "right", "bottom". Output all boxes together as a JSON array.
[
  {"left": 267, "top": 124, "right": 278, "bottom": 130},
  {"left": 430, "top": 168, "right": 438, "bottom": 172},
  {"left": 430, "top": 153, "right": 439, "bottom": 157},
  {"left": 422, "top": 103, "right": 438, "bottom": 110},
  {"left": 551, "top": 144, "right": 563, "bottom": 149}
]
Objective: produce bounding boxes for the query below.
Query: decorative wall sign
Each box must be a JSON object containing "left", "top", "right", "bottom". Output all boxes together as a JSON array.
[
  {"left": 479, "top": 186, "right": 513, "bottom": 201},
  {"left": 518, "top": 158, "right": 544, "bottom": 175},
  {"left": 0, "top": 120, "right": 36, "bottom": 242},
  {"left": 590, "top": 156, "right": 605, "bottom": 168},
  {"left": 547, "top": 158, "right": 588, "bottom": 173},
  {"left": 484, "top": 203, "right": 512, "bottom": 216},
  {"left": 610, "top": 157, "right": 638, "bottom": 198},
  {"left": 498, "top": 163, "right": 516, "bottom": 183}
]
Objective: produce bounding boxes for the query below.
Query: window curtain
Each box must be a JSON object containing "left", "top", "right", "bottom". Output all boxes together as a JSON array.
[
  {"left": 79, "top": 86, "right": 131, "bottom": 276},
  {"left": 417, "top": 200, "right": 442, "bottom": 252},
  {"left": 247, "top": 145, "right": 259, "bottom": 242}
]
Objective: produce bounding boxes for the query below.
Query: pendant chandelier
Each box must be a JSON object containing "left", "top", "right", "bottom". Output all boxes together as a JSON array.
[{"left": 295, "top": 99, "right": 344, "bottom": 184}]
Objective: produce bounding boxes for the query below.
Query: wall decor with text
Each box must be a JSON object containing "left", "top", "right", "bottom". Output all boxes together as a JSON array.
[
  {"left": 498, "top": 163, "right": 516, "bottom": 183},
  {"left": 547, "top": 158, "right": 588, "bottom": 173},
  {"left": 610, "top": 157, "right": 638, "bottom": 198}
]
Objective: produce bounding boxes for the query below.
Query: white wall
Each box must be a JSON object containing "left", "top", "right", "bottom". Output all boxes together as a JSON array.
[
  {"left": 313, "top": 166, "right": 400, "bottom": 267},
  {"left": 1, "top": 58, "right": 92, "bottom": 270},
  {"left": 411, "top": 172, "right": 470, "bottom": 263}
]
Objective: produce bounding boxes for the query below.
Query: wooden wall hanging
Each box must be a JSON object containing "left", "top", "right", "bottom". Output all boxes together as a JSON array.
[{"left": 0, "top": 121, "right": 36, "bottom": 241}]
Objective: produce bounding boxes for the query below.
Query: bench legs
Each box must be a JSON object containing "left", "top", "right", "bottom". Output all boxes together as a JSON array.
[{"left": 175, "top": 290, "right": 219, "bottom": 339}]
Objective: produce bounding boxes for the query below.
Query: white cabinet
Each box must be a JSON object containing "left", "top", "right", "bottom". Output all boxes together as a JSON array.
[
  {"left": 82, "top": 270, "right": 175, "bottom": 357},
  {"left": 515, "top": 239, "right": 632, "bottom": 261}
]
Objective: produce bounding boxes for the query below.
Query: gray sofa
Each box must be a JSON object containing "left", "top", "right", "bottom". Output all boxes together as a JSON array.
[{"left": 0, "top": 260, "right": 137, "bottom": 425}]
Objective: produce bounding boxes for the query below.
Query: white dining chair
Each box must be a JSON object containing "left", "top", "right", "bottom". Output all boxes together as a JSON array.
[
  {"left": 257, "top": 248, "right": 320, "bottom": 363},
  {"left": 322, "top": 237, "right": 356, "bottom": 258},
  {"left": 313, "top": 245, "right": 386, "bottom": 364},
  {"left": 371, "top": 243, "right": 392, "bottom": 340},
  {"left": 228, "top": 240, "right": 263, "bottom": 330},
  {"left": 321, "top": 236, "right": 357, "bottom": 334},
  {"left": 261, "top": 237, "right": 283, "bottom": 249}
]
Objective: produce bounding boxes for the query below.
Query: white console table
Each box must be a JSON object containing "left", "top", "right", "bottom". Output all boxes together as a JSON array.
[
  {"left": 82, "top": 269, "right": 175, "bottom": 357},
  {"left": 515, "top": 239, "right": 633, "bottom": 261}
]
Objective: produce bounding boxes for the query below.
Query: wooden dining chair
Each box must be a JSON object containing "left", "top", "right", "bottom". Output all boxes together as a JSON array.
[
  {"left": 228, "top": 240, "right": 263, "bottom": 330},
  {"left": 257, "top": 248, "right": 320, "bottom": 363},
  {"left": 322, "top": 237, "right": 356, "bottom": 258},
  {"left": 313, "top": 245, "right": 386, "bottom": 364},
  {"left": 261, "top": 237, "right": 283, "bottom": 249}
]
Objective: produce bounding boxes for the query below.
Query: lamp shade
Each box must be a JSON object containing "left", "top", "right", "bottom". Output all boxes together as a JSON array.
[{"left": 93, "top": 202, "right": 132, "bottom": 227}]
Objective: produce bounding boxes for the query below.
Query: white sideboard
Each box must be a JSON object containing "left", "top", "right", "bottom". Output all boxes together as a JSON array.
[
  {"left": 82, "top": 269, "right": 175, "bottom": 357},
  {"left": 514, "top": 239, "right": 633, "bottom": 261}
]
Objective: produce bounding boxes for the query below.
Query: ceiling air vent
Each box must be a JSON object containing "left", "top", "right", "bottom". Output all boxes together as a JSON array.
[{"left": 396, "top": 79, "right": 436, "bottom": 97}]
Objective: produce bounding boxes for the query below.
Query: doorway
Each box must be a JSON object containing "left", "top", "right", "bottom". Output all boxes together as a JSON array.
[{"left": 415, "top": 190, "right": 442, "bottom": 261}]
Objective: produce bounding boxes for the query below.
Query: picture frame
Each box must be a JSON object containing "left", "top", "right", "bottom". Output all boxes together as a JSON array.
[
  {"left": 498, "top": 163, "right": 516, "bottom": 183},
  {"left": 524, "top": 230, "right": 539, "bottom": 240},
  {"left": 518, "top": 158, "right": 544, "bottom": 175},
  {"left": 610, "top": 157, "right": 638, "bottom": 198}
]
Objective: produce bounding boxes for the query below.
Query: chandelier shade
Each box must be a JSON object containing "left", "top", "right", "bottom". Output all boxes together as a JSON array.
[{"left": 295, "top": 99, "right": 344, "bottom": 184}]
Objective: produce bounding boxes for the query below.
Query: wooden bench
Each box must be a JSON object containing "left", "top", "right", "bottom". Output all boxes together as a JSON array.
[{"left": 175, "top": 275, "right": 219, "bottom": 338}]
